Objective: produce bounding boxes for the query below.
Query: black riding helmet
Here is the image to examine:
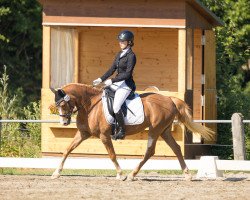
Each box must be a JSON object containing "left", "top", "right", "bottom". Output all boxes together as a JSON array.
[{"left": 117, "top": 30, "right": 134, "bottom": 47}]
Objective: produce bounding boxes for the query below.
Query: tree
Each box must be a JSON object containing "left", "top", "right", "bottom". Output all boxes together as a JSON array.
[
  {"left": 201, "top": 0, "right": 250, "bottom": 159},
  {"left": 0, "top": 0, "right": 42, "bottom": 103}
]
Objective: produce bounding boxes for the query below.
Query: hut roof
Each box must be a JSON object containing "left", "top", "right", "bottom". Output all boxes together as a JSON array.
[{"left": 188, "top": 0, "right": 224, "bottom": 26}]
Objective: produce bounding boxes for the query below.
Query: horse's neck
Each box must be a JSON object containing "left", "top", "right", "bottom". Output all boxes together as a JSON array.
[{"left": 79, "top": 85, "right": 102, "bottom": 108}]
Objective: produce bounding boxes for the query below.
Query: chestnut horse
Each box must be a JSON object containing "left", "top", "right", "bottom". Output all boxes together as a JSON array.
[{"left": 50, "top": 83, "right": 214, "bottom": 180}]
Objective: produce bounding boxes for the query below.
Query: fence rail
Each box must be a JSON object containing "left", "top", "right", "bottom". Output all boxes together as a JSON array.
[
  {"left": 0, "top": 157, "right": 249, "bottom": 171},
  {"left": 0, "top": 113, "right": 248, "bottom": 160}
]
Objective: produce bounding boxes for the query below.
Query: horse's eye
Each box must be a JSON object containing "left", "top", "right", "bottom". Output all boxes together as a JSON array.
[{"left": 59, "top": 101, "right": 67, "bottom": 107}]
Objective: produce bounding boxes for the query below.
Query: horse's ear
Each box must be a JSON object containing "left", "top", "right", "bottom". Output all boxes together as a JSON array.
[
  {"left": 50, "top": 87, "right": 57, "bottom": 94},
  {"left": 58, "top": 89, "right": 66, "bottom": 97}
]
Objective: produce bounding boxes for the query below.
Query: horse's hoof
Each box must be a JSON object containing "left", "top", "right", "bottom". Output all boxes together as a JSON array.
[
  {"left": 51, "top": 172, "right": 60, "bottom": 179},
  {"left": 184, "top": 173, "right": 192, "bottom": 181},
  {"left": 127, "top": 174, "right": 137, "bottom": 181},
  {"left": 116, "top": 174, "right": 127, "bottom": 181}
]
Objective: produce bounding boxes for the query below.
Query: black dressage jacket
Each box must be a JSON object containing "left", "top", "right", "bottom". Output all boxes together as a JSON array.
[{"left": 100, "top": 48, "right": 136, "bottom": 91}]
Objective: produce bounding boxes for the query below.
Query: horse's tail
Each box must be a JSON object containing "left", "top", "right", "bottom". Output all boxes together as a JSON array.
[{"left": 170, "top": 96, "right": 215, "bottom": 141}]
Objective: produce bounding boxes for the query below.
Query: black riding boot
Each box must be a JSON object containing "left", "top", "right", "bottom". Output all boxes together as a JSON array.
[{"left": 112, "top": 110, "right": 126, "bottom": 140}]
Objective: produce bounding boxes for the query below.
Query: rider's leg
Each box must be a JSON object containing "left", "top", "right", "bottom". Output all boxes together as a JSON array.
[{"left": 113, "top": 83, "right": 131, "bottom": 140}]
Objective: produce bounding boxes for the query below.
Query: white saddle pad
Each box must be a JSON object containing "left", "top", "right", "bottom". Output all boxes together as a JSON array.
[{"left": 102, "top": 91, "right": 144, "bottom": 125}]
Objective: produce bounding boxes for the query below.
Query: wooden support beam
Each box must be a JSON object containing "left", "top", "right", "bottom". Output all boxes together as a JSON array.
[
  {"left": 186, "top": 28, "right": 194, "bottom": 90},
  {"left": 204, "top": 30, "right": 217, "bottom": 139},
  {"left": 74, "top": 29, "right": 79, "bottom": 82},
  {"left": 42, "top": 26, "right": 51, "bottom": 88},
  {"left": 178, "top": 29, "right": 186, "bottom": 94}
]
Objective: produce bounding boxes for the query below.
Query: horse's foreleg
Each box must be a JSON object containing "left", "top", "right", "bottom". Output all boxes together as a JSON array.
[
  {"left": 51, "top": 130, "right": 90, "bottom": 179},
  {"left": 128, "top": 134, "right": 158, "bottom": 181},
  {"left": 161, "top": 127, "right": 192, "bottom": 180},
  {"left": 100, "top": 135, "right": 124, "bottom": 180}
]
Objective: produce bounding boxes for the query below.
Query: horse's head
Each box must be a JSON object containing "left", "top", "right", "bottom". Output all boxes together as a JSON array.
[{"left": 50, "top": 88, "right": 76, "bottom": 126}]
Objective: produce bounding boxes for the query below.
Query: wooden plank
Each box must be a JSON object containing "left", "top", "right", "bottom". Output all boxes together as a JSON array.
[
  {"left": 204, "top": 89, "right": 217, "bottom": 142},
  {"left": 185, "top": 28, "right": 194, "bottom": 145},
  {"left": 193, "top": 29, "right": 202, "bottom": 120},
  {"left": 41, "top": 0, "right": 186, "bottom": 28},
  {"left": 204, "top": 30, "right": 216, "bottom": 89},
  {"left": 42, "top": 26, "right": 51, "bottom": 88},
  {"left": 185, "top": 3, "right": 213, "bottom": 29},
  {"left": 203, "top": 30, "right": 217, "bottom": 141},
  {"left": 186, "top": 28, "right": 194, "bottom": 90},
  {"left": 43, "top": 137, "right": 184, "bottom": 157},
  {"left": 41, "top": 0, "right": 185, "bottom": 18},
  {"left": 43, "top": 16, "right": 186, "bottom": 28},
  {"left": 178, "top": 29, "right": 186, "bottom": 93},
  {"left": 186, "top": 0, "right": 223, "bottom": 27},
  {"left": 192, "top": 29, "right": 203, "bottom": 143}
]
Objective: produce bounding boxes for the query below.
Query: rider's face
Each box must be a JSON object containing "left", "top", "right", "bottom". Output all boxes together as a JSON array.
[{"left": 119, "top": 41, "right": 128, "bottom": 50}]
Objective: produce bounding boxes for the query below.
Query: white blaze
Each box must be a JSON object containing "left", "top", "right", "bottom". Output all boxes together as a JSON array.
[{"left": 58, "top": 107, "right": 67, "bottom": 124}]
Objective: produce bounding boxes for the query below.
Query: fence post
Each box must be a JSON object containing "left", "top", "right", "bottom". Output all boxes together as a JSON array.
[{"left": 231, "top": 113, "right": 246, "bottom": 160}]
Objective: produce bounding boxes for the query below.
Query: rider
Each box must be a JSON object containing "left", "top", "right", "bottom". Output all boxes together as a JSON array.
[{"left": 93, "top": 30, "right": 137, "bottom": 140}]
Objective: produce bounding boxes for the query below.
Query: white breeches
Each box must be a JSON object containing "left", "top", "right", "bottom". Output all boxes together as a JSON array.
[{"left": 109, "top": 81, "right": 132, "bottom": 114}]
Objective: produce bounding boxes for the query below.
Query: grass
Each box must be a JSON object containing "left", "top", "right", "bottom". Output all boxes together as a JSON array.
[
  {"left": 0, "top": 168, "right": 187, "bottom": 176},
  {"left": 1, "top": 168, "right": 249, "bottom": 176}
]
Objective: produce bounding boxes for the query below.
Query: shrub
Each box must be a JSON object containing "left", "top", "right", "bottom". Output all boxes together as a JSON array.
[{"left": 0, "top": 66, "right": 41, "bottom": 157}]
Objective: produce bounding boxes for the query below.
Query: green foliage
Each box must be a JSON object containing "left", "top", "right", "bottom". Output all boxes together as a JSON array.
[
  {"left": 21, "top": 101, "right": 41, "bottom": 157},
  {"left": 0, "top": 0, "right": 42, "bottom": 103},
  {"left": 0, "top": 66, "right": 18, "bottom": 119},
  {"left": 201, "top": 0, "right": 250, "bottom": 159},
  {"left": 0, "top": 67, "right": 41, "bottom": 157}
]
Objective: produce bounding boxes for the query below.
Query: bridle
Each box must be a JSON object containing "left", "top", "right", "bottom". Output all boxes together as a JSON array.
[
  {"left": 55, "top": 94, "right": 82, "bottom": 125},
  {"left": 53, "top": 87, "right": 102, "bottom": 125}
]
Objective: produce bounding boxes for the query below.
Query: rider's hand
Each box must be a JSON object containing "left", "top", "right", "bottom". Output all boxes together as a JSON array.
[
  {"left": 93, "top": 78, "right": 102, "bottom": 86},
  {"left": 104, "top": 79, "right": 112, "bottom": 86}
]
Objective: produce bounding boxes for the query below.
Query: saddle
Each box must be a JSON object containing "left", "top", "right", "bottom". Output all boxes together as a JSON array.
[
  {"left": 104, "top": 88, "right": 135, "bottom": 117},
  {"left": 104, "top": 88, "right": 135, "bottom": 135},
  {"left": 102, "top": 88, "right": 144, "bottom": 132}
]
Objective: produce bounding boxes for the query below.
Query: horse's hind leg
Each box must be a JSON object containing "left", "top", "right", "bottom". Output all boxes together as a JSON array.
[
  {"left": 51, "top": 130, "right": 90, "bottom": 179},
  {"left": 161, "top": 127, "right": 192, "bottom": 180},
  {"left": 128, "top": 130, "right": 159, "bottom": 181}
]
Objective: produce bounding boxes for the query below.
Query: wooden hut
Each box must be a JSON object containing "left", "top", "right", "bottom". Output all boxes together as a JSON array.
[{"left": 39, "top": 0, "right": 223, "bottom": 158}]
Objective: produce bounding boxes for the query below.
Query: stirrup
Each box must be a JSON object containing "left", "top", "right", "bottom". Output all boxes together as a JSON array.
[{"left": 111, "top": 129, "right": 125, "bottom": 140}]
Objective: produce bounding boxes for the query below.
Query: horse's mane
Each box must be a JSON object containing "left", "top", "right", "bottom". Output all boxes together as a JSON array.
[{"left": 61, "top": 83, "right": 102, "bottom": 95}]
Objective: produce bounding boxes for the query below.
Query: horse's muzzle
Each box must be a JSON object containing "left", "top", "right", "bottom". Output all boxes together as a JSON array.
[{"left": 62, "top": 117, "right": 71, "bottom": 126}]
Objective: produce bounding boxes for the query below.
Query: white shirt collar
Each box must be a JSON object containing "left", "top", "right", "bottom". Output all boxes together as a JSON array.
[{"left": 120, "top": 47, "right": 130, "bottom": 57}]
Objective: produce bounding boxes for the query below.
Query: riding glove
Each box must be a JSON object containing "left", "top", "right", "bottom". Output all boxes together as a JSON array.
[
  {"left": 104, "top": 79, "right": 112, "bottom": 86},
  {"left": 93, "top": 78, "right": 102, "bottom": 86}
]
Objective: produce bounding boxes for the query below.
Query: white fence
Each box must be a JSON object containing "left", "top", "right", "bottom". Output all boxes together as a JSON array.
[{"left": 0, "top": 157, "right": 249, "bottom": 171}]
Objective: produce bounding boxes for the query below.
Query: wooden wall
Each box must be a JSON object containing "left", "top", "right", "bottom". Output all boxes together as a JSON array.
[
  {"left": 40, "top": 0, "right": 185, "bottom": 27},
  {"left": 186, "top": 3, "right": 213, "bottom": 29},
  {"left": 78, "top": 27, "right": 179, "bottom": 91}
]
